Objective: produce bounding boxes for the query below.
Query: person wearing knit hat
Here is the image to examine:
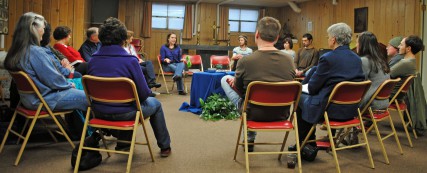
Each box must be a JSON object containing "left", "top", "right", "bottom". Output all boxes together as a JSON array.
[{"left": 387, "top": 36, "right": 404, "bottom": 67}]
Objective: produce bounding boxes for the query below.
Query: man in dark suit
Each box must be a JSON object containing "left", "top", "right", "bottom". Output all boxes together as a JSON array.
[{"left": 295, "top": 23, "right": 365, "bottom": 159}]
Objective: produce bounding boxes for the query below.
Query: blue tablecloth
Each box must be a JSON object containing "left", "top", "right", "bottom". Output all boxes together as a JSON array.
[{"left": 180, "top": 71, "right": 235, "bottom": 114}]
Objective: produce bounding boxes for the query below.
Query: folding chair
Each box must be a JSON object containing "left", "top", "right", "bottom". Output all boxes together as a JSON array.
[
  {"left": 210, "top": 55, "right": 231, "bottom": 70},
  {"left": 233, "top": 81, "right": 302, "bottom": 173},
  {"left": 183, "top": 54, "right": 203, "bottom": 75},
  {"left": 301, "top": 80, "right": 374, "bottom": 173},
  {"left": 0, "top": 71, "right": 75, "bottom": 166},
  {"left": 388, "top": 75, "right": 417, "bottom": 147},
  {"left": 130, "top": 38, "right": 143, "bottom": 52},
  {"left": 156, "top": 55, "right": 187, "bottom": 94},
  {"left": 361, "top": 78, "right": 403, "bottom": 164},
  {"left": 75, "top": 75, "right": 155, "bottom": 173}
]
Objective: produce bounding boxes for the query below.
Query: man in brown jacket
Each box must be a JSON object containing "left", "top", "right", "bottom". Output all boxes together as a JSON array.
[
  {"left": 221, "top": 16, "right": 296, "bottom": 152},
  {"left": 294, "top": 33, "right": 319, "bottom": 77}
]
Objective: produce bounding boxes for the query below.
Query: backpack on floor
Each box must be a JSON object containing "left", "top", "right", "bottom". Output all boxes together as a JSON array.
[{"left": 71, "top": 132, "right": 102, "bottom": 171}]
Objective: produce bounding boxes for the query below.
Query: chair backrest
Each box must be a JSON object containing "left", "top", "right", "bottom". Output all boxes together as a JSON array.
[
  {"left": 131, "top": 38, "right": 142, "bottom": 52},
  {"left": 327, "top": 80, "right": 371, "bottom": 107},
  {"left": 242, "top": 81, "right": 302, "bottom": 115},
  {"left": 9, "top": 71, "right": 53, "bottom": 112},
  {"left": 389, "top": 75, "right": 415, "bottom": 104},
  {"left": 210, "top": 55, "right": 230, "bottom": 70},
  {"left": 82, "top": 75, "right": 142, "bottom": 113},
  {"left": 183, "top": 54, "right": 203, "bottom": 71},
  {"left": 360, "top": 78, "right": 400, "bottom": 114}
]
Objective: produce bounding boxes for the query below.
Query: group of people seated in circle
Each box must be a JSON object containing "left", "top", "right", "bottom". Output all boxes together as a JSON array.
[
  {"left": 3, "top": 11, "right": 423, "bottom": 165},
  {"left": 221, "top": 16, "right": 423, "bottom": 159}
]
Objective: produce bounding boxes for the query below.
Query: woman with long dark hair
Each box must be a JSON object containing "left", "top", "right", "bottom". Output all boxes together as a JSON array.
[
  {"left": 357, "top": 31, "right": 390, "bottom": 110},
  {"left": 159, "top": 33, "right": 186, "bottom": 95},
  {"left": 3, "top": 12, "right": 87, "bottom": 111}
]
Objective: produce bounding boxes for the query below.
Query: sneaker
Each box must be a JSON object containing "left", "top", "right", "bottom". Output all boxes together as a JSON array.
[
  {"left": 148, "top": 83, "right": 162, "bottom": 88},
  {"left": 178, "top": 91, "right": 187, "bottom": 95},
  {"left": 160, "top": 148, "right": 172, "bottom": 157},
  {"left": 149, "top": 92, "right": 157, "bottom": 97}
]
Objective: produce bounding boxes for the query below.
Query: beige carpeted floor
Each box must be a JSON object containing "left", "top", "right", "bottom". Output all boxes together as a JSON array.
[{"left": 0, "top": 77, "right": 426, "bottom": 173}]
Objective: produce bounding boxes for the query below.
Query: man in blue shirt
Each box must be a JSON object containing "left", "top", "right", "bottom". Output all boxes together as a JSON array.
[{"left": 79, "top": 27, "right": 101, "bottom": 62}]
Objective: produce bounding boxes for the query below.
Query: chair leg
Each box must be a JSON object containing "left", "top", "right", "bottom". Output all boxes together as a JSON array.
[
  {"left": 0, "top": 110, "right": 19, "bottom": 153},
  {"left": 233, "top": 119, "right": 244, "bottom": 160},
  {"left": 74, "top": 109, "right": 91, "bottom": 173},
  {"left": 388, "top": 115, "right": 403, "bottom": 154},
  {"left": 40, "top": 119, "right": 58, "bottom": 143},
  {"left": 324, "top": 116, "right": 341, "bottom": 173},
  {"left": 397, "top": 109, "right": 413, "bottom": 147},
  {"left": 404, "top": 109, "right": 418, "bottom": 139},
  {"left": 293, "top": 113, "right": 302, "bottom": 173},
  {"left": 16, "top": 119, "right": 29, "bottom": 145},
  {"left": 241, "top": 115, "right": 250, "bottom": 173},
  {"left": 358, "top": 112, "right": 375, "bottom": 169},
  {"left": 159, "top": 70, "right": 170, "bottom": 94},
  {"left": 126, "top": 116, "right": 140, "bottom": 173},
  {"left": 14, "top": 117, "right": 38, "bottom": 166},
  {"left": 277, "top": 131, "right": 290, "bottom": 160},
  {"left": 371, "top": 117, "right": 389, "bottom": 164},
  {"left": 50, "top": 115, "right": 75, "bottom": 148},
  {"left": 139, "top": 112, "right": 155, "bottom": 162}
]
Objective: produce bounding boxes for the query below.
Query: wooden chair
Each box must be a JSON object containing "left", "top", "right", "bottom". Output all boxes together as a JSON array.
[
  {"left": 361, "top": 78, "right": 403, "bottom": 164},
  {"left": 156, "top": 55, "right": 187, "bottom": 94},
  {"left": 0, "top": 71, "right": 75, "bottom": 166},
  {"left": 183, "top": 54, "right": 204, "bottom": 75},
  {"left": 233, "top": 81, "right": 302, "bottom": 173},
  {"left": 75, "top": 75, "right": 155, "bottom": 173},
  {"left": 210, "top": 55, "right": 230, "bottom": 70},
  {"left": 301, "top": 80, "right": 374, "bottom": 173},
  {"left": 388, "top": 75, "right": 418, "bottom": 147}
]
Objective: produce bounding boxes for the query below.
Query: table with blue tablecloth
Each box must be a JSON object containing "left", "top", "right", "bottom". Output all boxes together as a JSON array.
[{"left": 180, "top": 71, "right": 235, "bottom": 114}]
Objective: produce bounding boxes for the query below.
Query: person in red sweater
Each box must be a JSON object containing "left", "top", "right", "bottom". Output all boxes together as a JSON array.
[{"left": 53, "top": 26, "right": 88, "bottom": 75}]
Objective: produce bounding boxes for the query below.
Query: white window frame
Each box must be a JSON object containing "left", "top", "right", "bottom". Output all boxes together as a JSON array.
[
  {"left": 228, "top": 8, "right": 259, "bottom": 33},
  {"left": 152, "top": 3, "right": 185, "bottom": 30}
]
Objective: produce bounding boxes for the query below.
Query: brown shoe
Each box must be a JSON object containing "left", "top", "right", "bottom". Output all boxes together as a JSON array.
[{"left": 160, "top": 148, "right": 171, "bottom": 157}]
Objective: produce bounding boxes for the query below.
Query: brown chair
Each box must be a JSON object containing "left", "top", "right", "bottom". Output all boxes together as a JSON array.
[
  {"left": 0, "top": 71, "right": 75, "bottom": 166},
  {"left": 301, "top": 80, "right": 374, "bottom": 173},
  {"left": 233, "top": 81, "right": 302, "bottom": 173},
  {"left": 388, "top": 75, "right": 418, "bottom": 147},
  {"left": 210, "top": 55, "right": 230, "bottom": 70},
  {"left": 75, "top": 75, "right": 155, "bottom": 173},
  {"left": 156, "top": 55, "right": 187, "bottom": 94},
  {"left": 361, "top": 78, "right": 403, "bottom": 164}
]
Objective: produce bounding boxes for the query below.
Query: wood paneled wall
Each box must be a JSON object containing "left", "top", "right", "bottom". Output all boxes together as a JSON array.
[
  {"left": 6, "top": 0, "right": 90, "bottom": 50},
  {"left": 280, "top": 0, "right": 421, "bottom": 50}
]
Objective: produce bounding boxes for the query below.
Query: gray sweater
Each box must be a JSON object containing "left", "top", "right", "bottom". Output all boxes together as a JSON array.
[{"left": 360, "top": 56, "right": 390, "bottom": 110}]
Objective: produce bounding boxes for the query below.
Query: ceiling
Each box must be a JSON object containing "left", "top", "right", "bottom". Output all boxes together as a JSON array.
[{"left": 148, "top": 0, "right": 312, "bottom": 7}]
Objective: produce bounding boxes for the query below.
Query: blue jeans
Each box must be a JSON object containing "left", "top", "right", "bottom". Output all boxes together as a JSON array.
[
  {"left": 162, "top": 62, "right": 185, "bottom": 91},
  {"left": 140, "top": 61, "right": 156, "bottom": 84},
  {"left": 95, "top": 97, "right": 171, "bottom": 149},
  {"left": 220, "top": 75, "right": 256, "bottom": 141},
  {"left": 53, "top": 88, "right": 88, "bottom": 111}
]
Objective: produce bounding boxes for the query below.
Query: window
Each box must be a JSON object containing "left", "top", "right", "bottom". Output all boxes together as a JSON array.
[
  {"left": 152, "top": 3, "right": 185, "bottom": 30},
  {"left": 229, "top": 8, "right": 258, "bottom": 33}
]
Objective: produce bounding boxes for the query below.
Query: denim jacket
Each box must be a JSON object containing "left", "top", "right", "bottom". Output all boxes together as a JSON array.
[{"left": 18, "top": 45, "right": 73, "bottom": 110}]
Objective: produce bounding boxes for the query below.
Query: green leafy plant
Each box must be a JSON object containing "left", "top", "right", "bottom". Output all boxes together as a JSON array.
[{"left": 199, "top": 94, "right": 240, "bottom": 121}]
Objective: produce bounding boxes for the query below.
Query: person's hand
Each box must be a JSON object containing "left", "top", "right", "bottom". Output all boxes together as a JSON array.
[
  {"left": 180, "top": 58, "right": 185, "bottom": 62},
  {"left": 71, "top": 83, "right": 76, "bottom": 88},
  {"left": 165, "top": 58, "right": 171, "bottom": 63},
  {"left": 138, "top": 58, "right": 143, "bottom": 63},
  {"left": 226, "top": 77, "right": 235, "bottom": 88},
  {"left": 64, "top": 64, "right": 73, "bottom": 71},
  {"left": 61, "top": 59, "right": 70, "bottom": 65},
  {"left": 296, "top": 70, "right": 304, "bottom": 77}
]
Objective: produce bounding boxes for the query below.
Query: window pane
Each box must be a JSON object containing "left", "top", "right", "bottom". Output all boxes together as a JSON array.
[
  {"left": 228, "top": 8, "right": 240, "bottom": 20},
  {"left": 152, "top": 17, "right": 167, "bottom": 29},
  {"left": 168, "top": 5, "right": 185, "bottom": 17},
  {"left": 240, "top": 22, "right": 257, "bottom": 33},
  {"left": 240, "top": 9, "right": 258, "bottom": 21},
  {"left": 229, "top": 21, "right": 239, "bottom": 32},
  {"left": 169, "top": 18, "right": 184, "bottom": 30},
  {"left": 152, "top": 4, "right": 168, "bottom": 17}
]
